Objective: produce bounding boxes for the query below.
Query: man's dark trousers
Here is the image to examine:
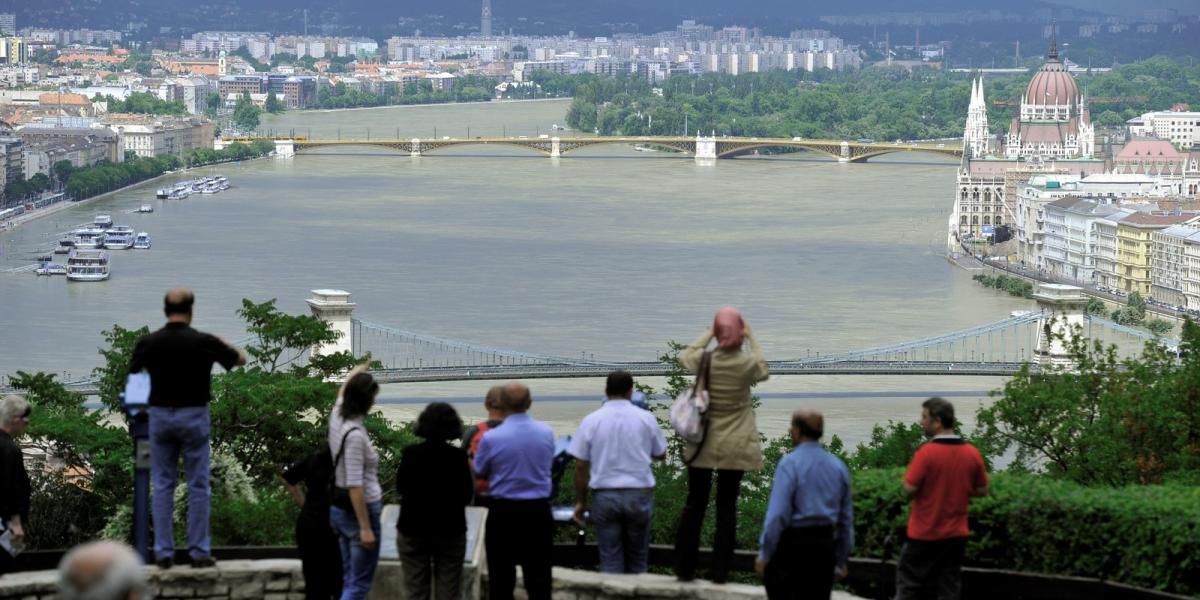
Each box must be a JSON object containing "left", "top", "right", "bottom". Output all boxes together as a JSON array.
[
  {"left": 894, "top": 537, "right": 968, "bottom": 600},
  {"left": 765, "top": 525, "right": 836, "bottom": 600},
  {"left": 484, "top": 498, "right": 552, "bottom": 600}
]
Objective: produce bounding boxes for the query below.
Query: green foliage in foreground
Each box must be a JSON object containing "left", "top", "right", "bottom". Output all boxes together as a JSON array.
[
  {"left": 972, "top": 273, "right": 1033, "bottom": 298},
  {"left": 853, "top": 468, "right": 1200, "bottom": 596},
  {"left": 12, "top": 299, "right": 415, "bottom": 549}
]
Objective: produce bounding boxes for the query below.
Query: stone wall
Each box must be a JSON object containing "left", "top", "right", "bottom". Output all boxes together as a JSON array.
[
  {"left": 0, "top": 561, "right": 865, "bottom": 600},
  {"left": 0, "top": 560, "right": 305, "bottom": 600}
]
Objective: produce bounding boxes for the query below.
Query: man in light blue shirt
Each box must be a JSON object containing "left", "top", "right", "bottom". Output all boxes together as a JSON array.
[
  {"left": 756, "top": 409, "right": 853, "bottom": 600},
  {"left": 570, "top": 371, "right": 667, "bottom": 573},
  {"left": 474, "top": 383, "right": 555, "bottom": 600}
]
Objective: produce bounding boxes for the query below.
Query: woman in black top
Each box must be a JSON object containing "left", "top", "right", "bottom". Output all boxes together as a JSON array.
[
  {"left": 395, "top": 403, "right": 474, "bottom": 600},
  {"left": 0, "top": 395, "right": 32, "bottom": 577},
  {"left": 281, "top": 448, "right": 343, "bottom": 600}
]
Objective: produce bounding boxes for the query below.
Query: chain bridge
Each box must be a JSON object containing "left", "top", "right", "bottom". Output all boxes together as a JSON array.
[
  {"left": 222, "top": 134, "right": 964, "bottom": 163},
  {"left": 5, "top": 285, "right": 1176, "bottom": 397}
]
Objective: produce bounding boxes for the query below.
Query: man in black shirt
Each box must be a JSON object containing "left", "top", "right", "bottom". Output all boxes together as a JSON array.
[
  {"left": 129, "top": 289, "right": 246, "bottom": 569},
  {"left": 282, "top": 450, "right": 343, "bottom": 600},
  {"left": 0, "top": 395, "right": 32, "bottom": 577}
]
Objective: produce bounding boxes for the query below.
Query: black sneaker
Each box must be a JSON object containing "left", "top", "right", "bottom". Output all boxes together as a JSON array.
[
  {"left": 155, "top": 557, "right": 173, "bottom": 570},
  {"left": 191, "top": 556, "right": 216, "bottom": 569}
]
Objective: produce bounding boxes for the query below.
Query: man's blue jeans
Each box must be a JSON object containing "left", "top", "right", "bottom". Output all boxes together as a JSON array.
[
  {"left": 330, "top": 501, "right": 383, "bottom": 600},
  {"left": 149, "top": 406, "right": 211, "bottom": 561},
  {"left": 591, "top": 488, "right": 654, "bottom": 574}
]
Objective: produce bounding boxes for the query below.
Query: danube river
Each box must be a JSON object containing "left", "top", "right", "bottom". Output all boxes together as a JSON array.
[{"left": 0, "top": 99, "right": 1034, "bottom": 444}]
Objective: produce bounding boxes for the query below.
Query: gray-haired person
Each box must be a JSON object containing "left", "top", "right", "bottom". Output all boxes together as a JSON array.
[
  {"left": 58, "top": 541, "right": 148, "bottom": 600},
  {"left": 0, "top": 395, "right": 32, "bottom": 577}
]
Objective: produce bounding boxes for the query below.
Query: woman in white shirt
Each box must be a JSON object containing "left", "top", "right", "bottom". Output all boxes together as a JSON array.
[{"left": 328, "top": 364, "right": 382, "bottom": 600}]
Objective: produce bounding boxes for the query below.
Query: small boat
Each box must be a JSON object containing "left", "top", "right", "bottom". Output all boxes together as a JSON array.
[
  {"left": 104, "top": 227, "right": 134, "bottom": 249},
  {"left": 201, "top": 185, "right": 217, "bottom": 194},
  {"left": 156, "top": 188, "right": 171, "bottom": 199},
  {"left": 93, "top": 215, "right": 113, "bottom": 229},
  {"left": 36, "top": 262, "right": 67, "bottom": 276},
  {"left": 73, "top": 228, "right": 107, "bottom": 249},
  {"left": 138, "top": 204, "right": 154, "bottom": 213},
  {"left": 133, "top": 232, "right": 151, "bottom": 249},
  {"left": 169, "top": 188, "right": 191, "bottom": 200},
  {"left": 66, "top": 249, "right": 110, "bottom": 282},
  {"left": 54, "top": 238, "right": 75, "bottom": 254}
]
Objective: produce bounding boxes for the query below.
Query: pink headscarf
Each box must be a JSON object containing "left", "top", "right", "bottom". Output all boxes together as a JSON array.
[{"left": 713, "top": 306, "right": 745, "bottom": 350}]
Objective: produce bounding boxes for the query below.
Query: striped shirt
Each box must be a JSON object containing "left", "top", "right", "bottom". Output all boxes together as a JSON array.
[{"left": 328, "top": 395, "right": 382, "bottom": 503}]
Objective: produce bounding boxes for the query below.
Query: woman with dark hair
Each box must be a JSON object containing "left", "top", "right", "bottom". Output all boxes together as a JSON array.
[
  {"left": 327, "top": 364, "right": 382, "bottom": 600},
  {"left": 673, "top": 307, "right": 769, "bottom": 583},
  {"left": 395, "top": 402, "right": 474, "bottom": 600}
]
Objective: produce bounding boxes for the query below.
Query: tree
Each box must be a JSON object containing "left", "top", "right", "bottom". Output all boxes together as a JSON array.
[
  {"left": 265, "top": 90, "right": 283, "bottom": 114},
  {"left": 1146, "top": 318, "right": 1173, "bottom": 337},
  {"left": 1084, "top": 297, "right": 1107, "bottom": 316},
  {"left": 233, "top": 92, "right": 261, "bottom": 132},
  {"left": 975, "top": 318, "right": 1200, "bottom": 485}
]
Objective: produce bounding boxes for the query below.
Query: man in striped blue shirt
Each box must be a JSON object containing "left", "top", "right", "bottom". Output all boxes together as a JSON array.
[{"left": 756, "top": 410, "right": 854, "bottom": 600}]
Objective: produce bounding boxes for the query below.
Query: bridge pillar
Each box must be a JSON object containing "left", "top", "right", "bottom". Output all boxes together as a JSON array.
[
  {"left": 550, "top": 136, "right": 561, "bottom": 158},
  {"left": 695, "top": 134, "right": 717, "bottom": 161},
  {"left": 306, "top": 289, "right": 356, "bottom": 357},
  {"left": 838, "top": 141, "right": 851, "bottom": 163},
  {"left": 274, "top": 139, "right": 295, "bottom": 158},
  {"left": 1032, "top": 283, "right": 1087, "bottom": 368},
  {"left": 410, "top": 138, "right": 421, "bottom": 157}
]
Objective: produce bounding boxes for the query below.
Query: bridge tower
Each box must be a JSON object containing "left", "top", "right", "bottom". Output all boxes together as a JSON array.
[
  {"left": 306, "top": 289, "right": 357, "bottom": 357},
  {"left": 838, "top": 141, "right": 851, "bottom": 163},
  {"left": 410, "top": 138, "right": 421, "bottom": 157},
  {"left": 695, "top": 132, "right": 717, "bottom": 161},
  {"left": 1032, "top": 283, "right": 1087, "bottom": 368},
  {"left": 551, "top": 136, "right": 561, "bottom": 158}
]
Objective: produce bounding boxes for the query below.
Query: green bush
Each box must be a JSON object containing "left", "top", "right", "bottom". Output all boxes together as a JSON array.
[
  {"left": 972, "top": 273, "right": 1033, "bottom": 298},
  {"left": 852, "top": 469, "right": 1200, "bottom": 596}
]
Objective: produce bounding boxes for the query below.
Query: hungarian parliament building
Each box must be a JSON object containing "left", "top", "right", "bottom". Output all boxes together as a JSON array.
[{"left": 948, "top": 31, "right": 1200, "bottom": 260}]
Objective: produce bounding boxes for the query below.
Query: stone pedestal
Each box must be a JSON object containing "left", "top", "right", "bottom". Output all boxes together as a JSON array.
[
  {"left": 306, "top": 289, "right": 356, "bottom": 357},
  {"left": 274, "top": 139, "right": 294, "bottom": 158},
  {"left": 410, "top": 138, "right": 422, "bottom": 157},
  {"left": 694, "top": 134, "right": 717, "bottom": 161},
  {"left": 550, "top": 137, "right": 561, "bottom": 157},
  {"left": 838, "top": 141, "right": 851, "bottom": 163},
  {"left": 1032, "top": 283, "right": 1087, "bottom": 368}
]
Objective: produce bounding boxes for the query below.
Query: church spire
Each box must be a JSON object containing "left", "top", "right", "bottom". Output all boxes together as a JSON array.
[{"left": 1047, "top": 20, "right": 1059, "bottom": 61}]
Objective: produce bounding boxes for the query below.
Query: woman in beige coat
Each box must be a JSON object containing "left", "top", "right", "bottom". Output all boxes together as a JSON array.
[{"left": 673, "top": 307, "right": 769, "bottom": 583}]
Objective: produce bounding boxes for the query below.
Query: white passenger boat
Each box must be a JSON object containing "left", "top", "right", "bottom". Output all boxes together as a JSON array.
[
  {"left": 138, "top": 204, "right": 154, "bottom": 213},
  {"left": 66, "top": 249, "right": 110, "bottom": 282},
  {"left": 93, "top": 215, "right": 113, "bottom": 229},
  {"left": 73, "top": 228, "right": 107, "bottom": 249},
  {"left": 133, "top": 232, "right": 151, "bottom": 249},
  {"left": 156, "top": 188, "right": 171, "bottom": 199},
  {"left": 104, "top": 227, "right": 134, "bottom": 249},
  {"left": 201, "top": 185, "right": 217, "bottom": 194}
]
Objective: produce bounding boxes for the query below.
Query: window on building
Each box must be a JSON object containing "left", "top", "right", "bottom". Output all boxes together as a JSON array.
[
  {"left": 983, "top": 216, "right": 991, "bottom": 225},
  {"left": 960, "top": 216, "right": 968, "bottom": 225},
  {"left": 972, "top": 216, "right": 979, "bottom": 225}
]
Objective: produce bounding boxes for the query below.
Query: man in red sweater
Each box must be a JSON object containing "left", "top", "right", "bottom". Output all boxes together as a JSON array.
[{"left": 896, "top": 397, "right": 988, "bottom": 600}]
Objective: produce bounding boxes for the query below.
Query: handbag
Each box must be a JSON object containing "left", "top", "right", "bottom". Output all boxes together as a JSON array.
[
  {"left": 669, "top": 350, "right": 712, "bottom": 450},
  {"left": 328, "top": 426, "right": 360, "bottom": 512}
]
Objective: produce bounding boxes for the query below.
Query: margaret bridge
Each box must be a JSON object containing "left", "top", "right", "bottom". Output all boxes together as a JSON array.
[
  {"left": 7, "top": 285, "right": 1177, "bottom": 398},
  {"left": 221, "top": 134, "right": 964, "bottom": 163}
]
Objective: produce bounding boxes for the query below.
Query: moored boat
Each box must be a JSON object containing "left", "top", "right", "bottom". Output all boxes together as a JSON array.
[
  {"left": 66, "top": 249, "right": 110, "bottom": 282},
  {"left": 73, "top": 228, "right": 106, "bottom": 249},
  {"left": 36, "top": 262, "right": 67, "bottom": 276},
  {"left": 93, "top": 215, "right": 113, "bottom": 229},
  {"left": 133, "top": 232, "right": 151, "bottom": 249},
  {"left": 104, "top": 227, "right": 134, "bottom": 249},
  {"left": 54, "top": 238, "right": 75, "bottom": 254}
]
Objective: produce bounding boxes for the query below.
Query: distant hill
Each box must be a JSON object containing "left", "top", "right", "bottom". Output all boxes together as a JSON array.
[{"left": 20, "top": 0, "right": 1067, "bottom": 38}]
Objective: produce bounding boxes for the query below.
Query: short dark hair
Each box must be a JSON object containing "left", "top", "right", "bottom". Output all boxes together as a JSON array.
[
  {"left": 605, "top": 370, "right": 634, "bottom": 398},
  {"left": 792, "top": 414, "right": 823, "bottom": 439},
  {"left": 340, "top": 372, "right": 379, "bottom": 419},
  {"left": 922, "top": 397, "right": 956, "bottom": 429},
  {"left": 501, "top": 384, "right": 531, "bottom": 412},
  {"left": 164, "top": 291, "right": 194, "bottom": 316},
  {"left": 415, "top": 402, "right": 463, "bottom": 441}
]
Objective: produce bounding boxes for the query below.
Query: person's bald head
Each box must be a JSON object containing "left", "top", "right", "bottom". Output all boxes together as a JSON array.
[
  {"left": 58, "top": 541, "right": 147, "bottom": 600},
  {"left": 163, "top": 288, "right": 194, "bottom": 322},
  {"left": 500, "top": 382, "right": 532, "bottom": 413},
  {"left": 790, "top": 409, "right": 824, "bottom": 443}
]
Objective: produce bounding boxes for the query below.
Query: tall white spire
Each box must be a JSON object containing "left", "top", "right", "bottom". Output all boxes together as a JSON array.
[{"left": 964, "top": 76, "right": 990, "bottom": 158}]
